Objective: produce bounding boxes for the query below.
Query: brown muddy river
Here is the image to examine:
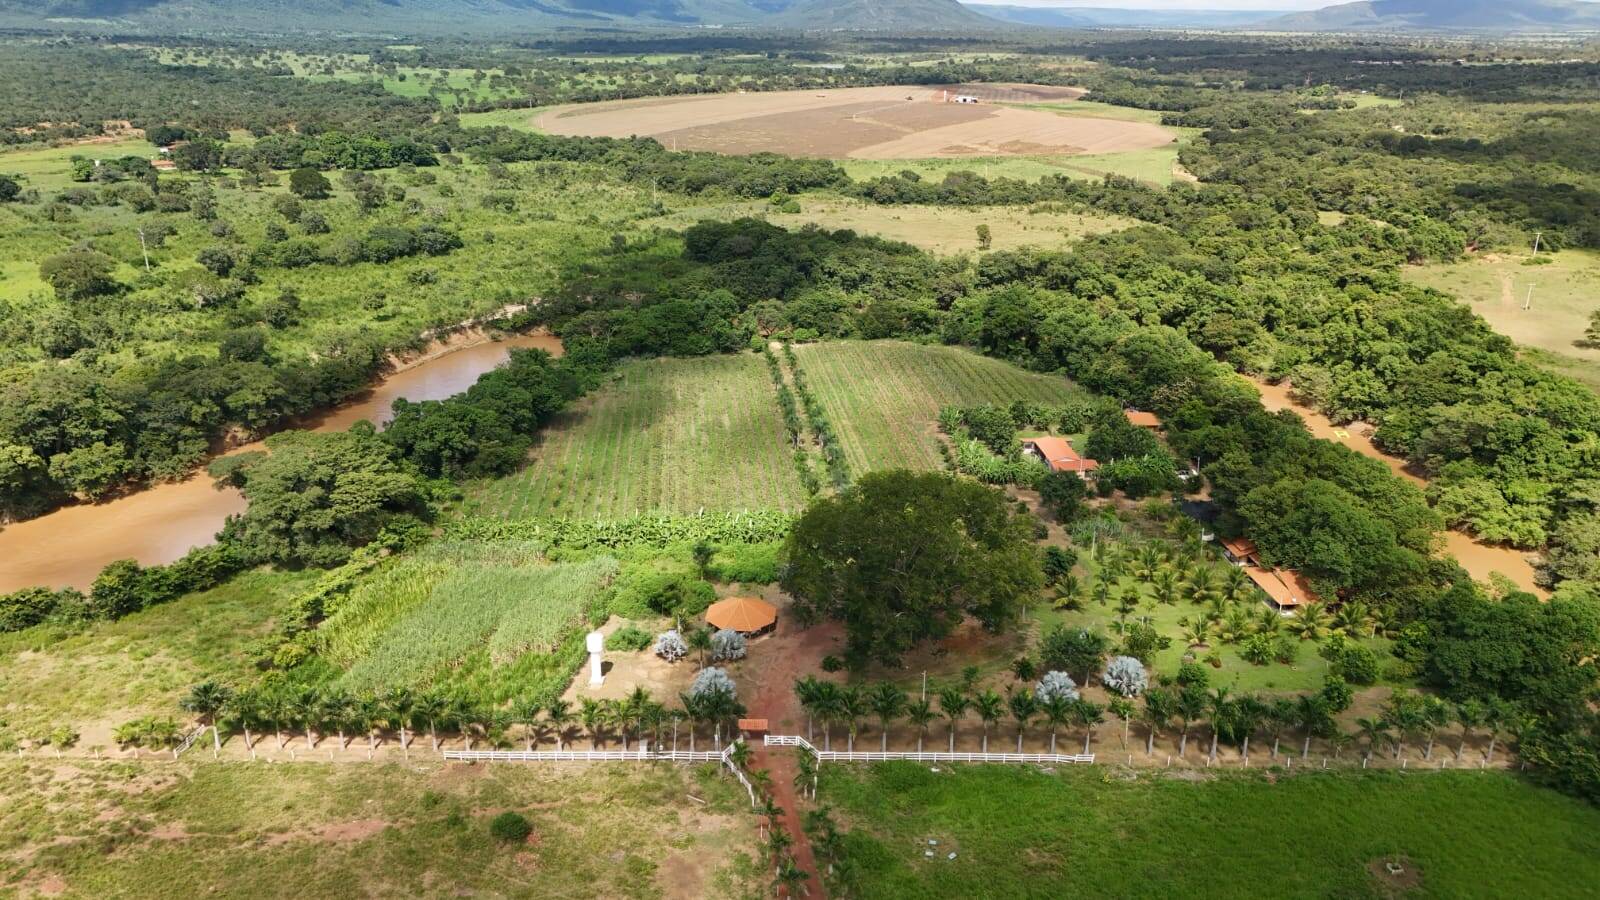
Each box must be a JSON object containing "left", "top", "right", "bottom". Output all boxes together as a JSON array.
[
  {"left": 0, "top": 332, "right": 563, "bottom": 594},
  {"left": 1253, "top": 378, "right": 1547, "bottom": 596}
]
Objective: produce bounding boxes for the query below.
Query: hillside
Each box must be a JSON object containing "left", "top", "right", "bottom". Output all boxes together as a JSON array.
[
  {"left": 1266, "top": 0, "right": 1600, "bottom": 30},
  {"left": 0, "top": 0, "right": 1000, "bottom": 30},
  {"left": 966, "top": 4, "right": 1282, "bottom": 27}
]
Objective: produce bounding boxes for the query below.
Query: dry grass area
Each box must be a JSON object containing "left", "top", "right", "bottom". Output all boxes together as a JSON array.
[
  {"left": 1403, "top": 250, "right": 1600, "bottom": 369},
  {"left": 770, "top": 197, "right": 1135, "bottom": 254},
  {"left": 0, "top": 758, "right": 759, "bottom": 898},
  {"left": 536, "top": 85, "right": 1173, "bottom": 160}
]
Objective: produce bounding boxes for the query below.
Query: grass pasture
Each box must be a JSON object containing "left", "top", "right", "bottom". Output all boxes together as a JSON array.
[
  {"left": 467, "top": 353, "right": 806, "bottom": 519},
  {"left": 792, "top": 341, "right": 1085, "bottom": 474},
  {"left": 0, "top": 758, "right": 757, "bottom": 898},
  {"left": 1403, "top": 250, "right": 1600, "bottom": 376},
  {"left": 827, "top": 764, "right": 1600, "bottom": 898}
]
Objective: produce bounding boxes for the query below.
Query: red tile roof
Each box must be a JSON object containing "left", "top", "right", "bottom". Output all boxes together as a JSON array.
[
  {"left": 1125, "top": 410, "right": 1162, "bottom": 428},
  {"left": 1022, "top": 437, "right": 1099, "bottom": 474},
  {"left": 1220, "top": 536, "right": 1259, "bottom": 560},
  {"left": 1246, "top": 567, "right": 1315, "bottom": 608}
]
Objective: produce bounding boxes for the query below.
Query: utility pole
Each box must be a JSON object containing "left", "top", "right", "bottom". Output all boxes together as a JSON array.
[
  {"left": 1523, "top": 283, "right": 1535, "bottom": 311},
  {"left": 137, "top": 227, "right": 150, "bottom": 272},
  {"left": 1532, "top": 231, "right": 1542, "bottom": 256}
]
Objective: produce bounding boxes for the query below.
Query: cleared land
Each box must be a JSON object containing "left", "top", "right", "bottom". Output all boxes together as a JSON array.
[
  {"left": 0, "top": 758, "right": 756, "bottom": 898},
  {"left": 827, "top": 763, "right": 1600, "bottom": 898},
  {"left": 650, "top": 195, "right": 1135, "bottom": 254},
  {"left": 536, "top": 86, "right": 1174, "bottom": 160},
  {"left": 466, "top": 353, "right": 807, "bottom": 519},
  {"left": 792, "top": 341, "right": 1086, "bottom": 474},
  {"left": 1403, "top": 250, "right": 1600, "bottom": 374}
]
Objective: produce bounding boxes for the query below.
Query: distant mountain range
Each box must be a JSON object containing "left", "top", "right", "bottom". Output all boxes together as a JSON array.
[{"left": 0, "top": 0, "right": 1596, "bottom": 31}]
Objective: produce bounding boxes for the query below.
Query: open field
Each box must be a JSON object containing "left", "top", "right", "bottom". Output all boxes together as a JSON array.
[
  {"left": 465, "top": 353, "right": 807, "bottom": 519},
  {"left": 0, "top": 135, "right": 152, "bottom": 191},
  {"left": 650, "top": 194, "right": 1135, "bottom": 254},
  {"left": 1403, "top": 250, "right": 1600, "bottom": 372},
  {"left": 826, "top": 763, "right": 1600, "bottom": 898},
  {"left": 0, "top": 758, "right": 756, "bottom": 898},
  {"left": 792, "top": 341, "right": 1086, "bottom": 473},
  {"left": 535, "top": 86, "right": 1175, "bottom": 160},
  {"left": 0, "top": 570, "right": 314, "bottom": 744}
]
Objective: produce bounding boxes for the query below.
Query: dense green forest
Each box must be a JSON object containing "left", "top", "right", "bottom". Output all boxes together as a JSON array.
[{"left": 2, "top": 32, "right": 1599, "bottom": 802}]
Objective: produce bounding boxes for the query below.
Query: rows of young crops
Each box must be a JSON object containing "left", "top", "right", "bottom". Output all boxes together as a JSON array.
[
  {"left": 468, "top": 354, "right": 807, "bottom": 518},
  {"left": 792, "top": 341, "right": 1085, "bottom": 474},
  {"left": 337, "top": 556, "right": 617, "bottom": 693}
]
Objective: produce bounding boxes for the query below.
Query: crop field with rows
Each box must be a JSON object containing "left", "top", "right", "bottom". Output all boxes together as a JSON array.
[
  {"left": 466, "top": 353, "right": 807, "bottom": 519},
  {"left": 792, "top": 341, "right": 1086, "bottom": 473}
]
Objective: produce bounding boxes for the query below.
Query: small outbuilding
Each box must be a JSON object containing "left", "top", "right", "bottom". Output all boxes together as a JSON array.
[
  {"left": 1246, "top": 567, "right": 1317, "bottom": 611},
  {"left": 1220, "top": 536, "right": 1260, "bottom": 567},
  {"left": 705, "top": 596, "right": 778, "bottom": 637},
  {"left": 1125, "top": 409, "right": 1162, "bottom": 430},
  {"left": 1022, "top": 437, "right": 1099, "bottom": 480}
]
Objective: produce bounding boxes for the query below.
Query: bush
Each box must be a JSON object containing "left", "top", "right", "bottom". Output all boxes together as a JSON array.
[
  {"left": 606, "top": 624, "right": 653, "bottom": 652},
  {"left": 1337, "top": 643, "right": 1380, "bottom": 684},
  {"left": 1102, "top": 655, "right": 1148, "bottom": 697},
  {"left": 0, "top": 586, "right": 83, "bottom": 632},
  {"left": 708, "top": 542, "right": 782, "bottom": 583},
  {"left": 1034, "top": 670, "right": 1079, "bottom": 704},
  {"left": 710, "top": 628, "right": 747, "bottom": 662},
  {"left": 608, "top": 562, "right": 717, "bottom": 618},
  {"left": 489, "top": 811, "right": 532, "bottom": 843},
  {"left": 654, "top": 629, "right": 689, "bottom": 662},
  {"left": 690, "top": 667, "right": 737, "bottom": 697}
]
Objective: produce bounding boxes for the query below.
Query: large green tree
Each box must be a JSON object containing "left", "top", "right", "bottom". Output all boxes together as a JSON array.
[
  {"left": 214, "top": 423, "right": 424, "bottom": 566},
  {"left": 782, "top": 470, "right": 1042, "bottom": 668}
]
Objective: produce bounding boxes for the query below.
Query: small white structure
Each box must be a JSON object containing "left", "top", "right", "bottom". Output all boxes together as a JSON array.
[{"left": 586, "top": 629, "right": 605, "bottom": 686}]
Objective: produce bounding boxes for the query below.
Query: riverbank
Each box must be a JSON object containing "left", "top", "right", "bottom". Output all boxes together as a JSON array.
[
  {"left": 0, "top": 329, "right": 562, "bottom": 594},
  {"left": 1252, "top": 378, "right": 1547, "bottom": 596}
]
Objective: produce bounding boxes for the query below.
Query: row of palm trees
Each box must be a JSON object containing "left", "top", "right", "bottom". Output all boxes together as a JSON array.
[
  {"left": 177, "top": 680, "right": 749, "bottom": 757},
  {"left": 795, "top": 677, "right": 1111, "bottom": 755},
  {"left": 794, "top": 676, "right": 1523, "bottom": 764}
]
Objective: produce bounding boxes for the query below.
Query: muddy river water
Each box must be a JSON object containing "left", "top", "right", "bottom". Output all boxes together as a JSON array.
[
  {"left": 0, "top": 332, "right": 563, "bottom": 593},
  {"left": 1253, "top": 379, "right": 1547, "bottom": 596}
]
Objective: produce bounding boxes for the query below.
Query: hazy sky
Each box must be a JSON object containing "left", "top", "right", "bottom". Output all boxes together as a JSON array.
[{"left": 981, "top": 0, "right": 1329, "bottom": 8}]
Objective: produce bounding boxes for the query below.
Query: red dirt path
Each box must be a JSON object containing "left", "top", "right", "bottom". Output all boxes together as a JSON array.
[{"left": 741, "top": 610, "right": 844, "bottom": 898}]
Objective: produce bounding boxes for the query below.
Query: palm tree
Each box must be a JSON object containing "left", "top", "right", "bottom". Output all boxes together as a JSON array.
[
  {"left": 264, "top": 686, "right": 293, "bottom": 749},
  {"left": 868, "top": 683, "right": 906, "bottom": 752},
  {"left": 973, "top": 689, "right": 1003, "bottom": 753},
  {"left": 1141, "top": 688, "right": 1175, "bottom": 756},
  {"left": 1419, "top": 695, "right": 1452, "bottom": 761},
  {"left": 384, "top": 688, "right": 414, "bottom": 757},
  {"left": 837, "top": 685, "right": 867, "bottom": 753},
  {"left": 937, "top": 687, "right": 969, "bottom": 753},
  {"left": 794, "top": 676, "right": 823, "bottom": 744},
  {"left": 1181, "top": 619, "right": 1212, "bottom": 649},
  {"left": 1175, "top": 687, "right": 1207, "bottom": 757},
  {"left": 616, "top": 688, "right": 649, "bottom": 751},
  {"left": 291, "top": 684, "right": 322, "bottom": 751},
  {"left": 1107, "top": 697, "right": 1135, "bottom": 749},
  {"left": 687, "top": 626, "right": 714, "bottom": 668},
  {"left": 1334, "top": 600, "right": 1375, "bottom": 637},
  {"left": 412, "top": 691, "right": 447, "bottom": 752},
  {"left": 225, "top": 687, "right": 261, "bottom": 756},
  {"left": 516, "top": 697, "right": 543, "bottom": 751},
  {"left": 1152, "top": 569, "right": 1180, "bottom": 606},
  {"left": 1289, "top": 602, "right": 1330, "bottom": 641},
  {"left": 795, "top": 749, "right": 818, "bottom": 801},
  {"left": 1008, "top": 690, "right": 1038, "bottom": 752},
  {"left": 180, "top": 680, "right": 233, "bottom": 758},
  {"left": 579, "top": 697, "right": 608, "bottom": 750},
  {"left": 1382, "top": 691, "right": 1424, "bottom": 760},
  {"left": 544, "top": 699, "right": 573, "bottom": 752},
  {"left": 905, "top": 697, "right": 936, "bottom": 753},
  {"left": 1054, "top": 573, "right": 1083, "bottom": 610},
  {"left": 773, "top": 855, "right": 809, "bottom": 898},
  {"left": 1075, "top": 699, "right": 1105, "bottom": 755},
  {"left": 1454, "top": 698, "right": 1486, "bottom": 759},
  {"left": 1264, "top": 697, "right": 1295, "bottom": 759},
  {"left": 1357, "top": 717, "right": 1390, "bottom": 763},
  {"left": 317, "top": 689, "right": 353, "bottom": 750},
  {"left": 1136, "top": 544, "right": 1163, "bottom": 582},
  {"left": 1296, "top": 693, "right": 1329, "bottom": 759},
  {"left": 703, "top": 689, "right": 745, "bottom": 750},
  {"left": 1185, "top": 567, "right": 1218, "bottom": 605},
  {"left": 1253, "top": 605, "right": 1283, "bottom": 636},
  {"left": 354, "top": 694, "right": 386, "bottom": 757},
  {"left": 1222, "top": 565, "right": 1250, "bottom": 604},
  {"left": 679, "top": 693, "right": 703, "bottom": 753},
  {"left": 1041, "top": 694, "right": 1073, "bottom": 754},
  {"left": 1205, "top": 688, "right": 1233, "bottom": 761}
]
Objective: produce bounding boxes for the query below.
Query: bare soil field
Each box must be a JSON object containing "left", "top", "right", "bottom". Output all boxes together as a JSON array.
[{"left": 536, "top": 85, "right": 1173, "bottom": 160}]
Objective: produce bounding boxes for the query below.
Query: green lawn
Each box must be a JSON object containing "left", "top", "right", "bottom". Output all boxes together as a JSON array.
[
  {"left": 0, "top": 135, "right": 152, "bottom": 191},
  {"left": 0, "top": 758, "right": 757, "bottom": 898},
  {"left": 826, "top": 763, "right": 1600, "bottom": 898},
  {"left": 465, "top": 353, "right": 807, "bottom": 519},
  {"left": 793, "top": 341, "right": 1085, "bottom": 474}
]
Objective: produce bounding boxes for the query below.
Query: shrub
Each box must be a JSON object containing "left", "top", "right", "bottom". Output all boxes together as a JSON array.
[
  {"left": 1337, "top": 643, "right": 1380, "bottom": 685},
  {"left": 0, "top": 586, "right": 82, "bottom": 632},
  {"left": 1034, "top": 670, "right": 1079, "bottom": 704},
  {"left": 710, "top": 628, "right": 747, "bottom": 662},
  {"left": 489, "top": 811, "right": 532, "bottom": 843},
  {"left": 654, "top": 629, "right": 688, "bottom": 662},
  {"left": 690, "top": 667, "right": 736, "bottom": 698},
  {"left": 606, "top": 624, "right": 653, "bottom": 652},
  {"left": 1102, "top": 656, "right": 1148, "bottom": 697},
  {"left": 708, "top": 542, "right": 782, "bottom": 584}
]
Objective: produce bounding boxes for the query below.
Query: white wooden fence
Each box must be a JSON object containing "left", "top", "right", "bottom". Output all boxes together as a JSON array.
[
  {"left": 173, "top": 725, "right": 210, "bottom": 758},
  {"left": 765, "top": 734, "right": 1094, "bottom": 765}
]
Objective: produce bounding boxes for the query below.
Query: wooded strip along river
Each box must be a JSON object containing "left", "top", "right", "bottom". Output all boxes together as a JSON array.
[
  {"left": 0, "top": 332, "right": 563, "bottom": 594},
  {"left": 1253, "top": 379, "right": 1546, "bottom": 597}
]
